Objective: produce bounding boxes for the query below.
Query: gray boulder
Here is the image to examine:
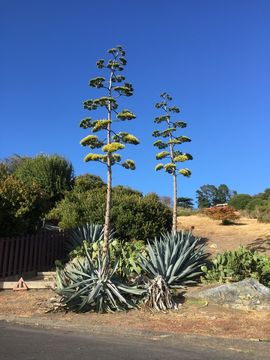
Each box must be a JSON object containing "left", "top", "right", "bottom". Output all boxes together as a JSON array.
[{"left": 187, "top": 278, "right": 270, "bottom": 311}]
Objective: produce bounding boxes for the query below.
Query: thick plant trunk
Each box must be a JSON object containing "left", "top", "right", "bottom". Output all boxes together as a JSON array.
[
  {"left": 167, "top": 110, "right": 178, "bottom": 233},
  {"left": 172, "top": 172, "right": 177, "bottom": 233},
  {"left": 146, "top": 276, "right": 177, "bottom": 311},
  {"left": 103, "top": 72, "right": 113, "bottom": 268},
  {"left": 103, "top": 161, "right": 111, "bottom": 264}
]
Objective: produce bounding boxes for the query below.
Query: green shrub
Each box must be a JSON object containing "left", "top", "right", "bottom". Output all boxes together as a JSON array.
[
  {"left": 15, "top": 154, "right": 74, "bottom": 210},
  {"left": 0, "top": 175, "right": 48, "bottom": 236},
  {"left": 73, "top": 174, "right": 105, "bottom": 192},
  {"left": 229, "top": 194, "right": 252, "bottom": 210},
  {"left": 70, "top": 239, "right": 147, "bottom": 279},
  {"left": 177, "top": 207, "right": 197, "bottom": 216},
  {"left": 49, "top": 188, "right": 172, "bottom": 241},
  {"left": 111, "top": 192, "right": 172, "bottom": 240},
  {"left": 47, "top": 188, "right": 106, "bottom": 229},
  {"left": 257, "top": 207, "right": 270, "bottom": 223},
  {"left": 245, "top": 198, "right": 266, "bottom": 211},
  {"left": 201, "top": 247, "right": 270, "bottom": 287}
]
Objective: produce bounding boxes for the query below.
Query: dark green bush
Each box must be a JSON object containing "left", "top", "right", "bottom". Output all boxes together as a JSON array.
[
  {"left": 257, "top": 206, "right": 270, "bottom": 223},
  {"left": 229, "top": 194, "right": 252, "bottom": 210},
  {"left": 111, "top": 192, "right": 172, "bottom": 240},
  {"left": 73, "top": 174, "right": 105, "bottom": 192},
  {"left": 201, "top": 247, "right": 270, "bottom": 287},
  {"left": 15, "top": 154, "right": 74, "bottom": 210},
  {"left": 0, "top": 175, "right": 48, "bottom": 236},
  {"left": 245, "top": 198, "right": 267, "bottom": 211},
  {"left": 48, "top": 187, "right": 172, "bottom": 241}
]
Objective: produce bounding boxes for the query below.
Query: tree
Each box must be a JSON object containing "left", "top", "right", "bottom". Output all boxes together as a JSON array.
[
  {"left": 79, "top": 45, "right": 139, "bottom": 265},
  {"left": 0, "top": 175, "right": 47, "bottom": 236},
  {"left": 159, "top": 196, "right": 172, "bottom": 207},
  {"left": 74, "top": 174, "right": 105, "bottom": 193},
  {"left": 153, "top": 93, "right": 192, "bottom": 232},
  {"left": 229, "top": 194, "right": 252, "bottom": 210},
  {"left": 15, "top": 154, "right": 74, "bottom": 210},
  {"left": 0, "top": 154, "right": 25, "bottom": 180},
  {"left": 196, "top": 185, "right": 217, "bottom": 208},
  {"left": 196, "top": 184, "right": 235, "bottom": 208},
  {"left": 215, "top": 184, "right": 235, "bottom": 204},
  {"left": 177, "top": 197, "right": 194, "bottom": 209}
]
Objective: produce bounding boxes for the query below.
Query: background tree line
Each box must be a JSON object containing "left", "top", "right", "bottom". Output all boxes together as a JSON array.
[{"left": 0, "top": 154, "right": 172, "bottom": 239}]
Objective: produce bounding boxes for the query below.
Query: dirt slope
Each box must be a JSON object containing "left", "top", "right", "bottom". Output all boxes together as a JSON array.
[{"left": 177, "top": 214, "right": 270, "bottom": 256}]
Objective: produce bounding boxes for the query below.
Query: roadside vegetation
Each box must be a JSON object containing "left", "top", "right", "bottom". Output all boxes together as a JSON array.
[{"left": 1, "top": 45, "right": 270, "bottom": 316}]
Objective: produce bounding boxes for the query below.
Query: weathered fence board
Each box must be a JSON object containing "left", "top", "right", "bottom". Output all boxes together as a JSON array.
[{"left": 0, "top": 231, "right": 67, "bottom": 280}]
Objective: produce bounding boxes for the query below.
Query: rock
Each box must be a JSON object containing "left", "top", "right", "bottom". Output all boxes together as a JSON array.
[{"left": 187, "top": 279, "right": 270, "bottom": 311}]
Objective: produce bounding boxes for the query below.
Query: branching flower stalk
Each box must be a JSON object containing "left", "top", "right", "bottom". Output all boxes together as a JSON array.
[
  {"left": 80, "top": 46, "right": 139, "bottom": 271},
  {"left": 153, "top": 93, "right": 192, "bottom": 232}
]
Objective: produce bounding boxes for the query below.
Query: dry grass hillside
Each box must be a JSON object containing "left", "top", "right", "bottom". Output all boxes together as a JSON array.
[{"left": 177, "top": 214, "right": 270, "bottom": 257}]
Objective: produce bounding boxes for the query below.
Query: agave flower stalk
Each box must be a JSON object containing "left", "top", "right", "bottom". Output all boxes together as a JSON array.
[
  {"left": 80, "top": 46, "right": 139, "bottom": 271},
  {"left": 153, "top": 93, "right": 192, "bottom": 232}
]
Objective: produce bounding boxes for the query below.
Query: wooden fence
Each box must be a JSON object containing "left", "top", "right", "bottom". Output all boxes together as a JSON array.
[{"left": 0, "top": 231, "right": 67, "bottom": 280}]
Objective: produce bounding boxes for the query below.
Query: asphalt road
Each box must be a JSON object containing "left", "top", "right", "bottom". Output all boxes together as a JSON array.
[{"left": 0, "top": 321, "right": 269, "bottom": 360}]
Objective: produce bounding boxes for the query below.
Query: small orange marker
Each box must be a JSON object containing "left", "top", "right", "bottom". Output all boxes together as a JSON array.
[{"left": 13, "top": 277, "right": 29, "bottom": 291}]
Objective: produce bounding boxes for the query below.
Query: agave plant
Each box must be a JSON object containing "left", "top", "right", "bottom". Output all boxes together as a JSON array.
[
  {"left": 66, "top": 222, "right": 114, "bottom": 253},
  {"left": 140, "top": 231, "right": 208, "bottom": 310},
  {"left": 55, "top": 243, "right": 145, "bottom": 313}
]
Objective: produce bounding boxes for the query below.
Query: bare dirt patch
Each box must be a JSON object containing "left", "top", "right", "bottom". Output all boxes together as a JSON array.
[
  {"left": 178, "top": 214, "right": 270, "bottom": 256},
  {"left": 0, "top": 289, "right": 269, "bottom": 340}
]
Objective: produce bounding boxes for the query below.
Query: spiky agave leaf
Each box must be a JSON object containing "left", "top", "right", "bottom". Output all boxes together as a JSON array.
[
  {"left": 65, "top": 222, "right": 114, "bottom": 253},
  {"left": 140, "top": 231, "right": 208, "bottom": 290},
  {"left": 55, "top": 245, "right": 145, "bottom": 313}
]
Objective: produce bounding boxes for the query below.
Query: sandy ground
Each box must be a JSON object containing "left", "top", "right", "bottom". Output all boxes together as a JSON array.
[
  {"left": 0, "top": 289, "right": 270, "bottom": 340},
  {"left": 178, "top": 214, "right": 270, "bottom": 256}
]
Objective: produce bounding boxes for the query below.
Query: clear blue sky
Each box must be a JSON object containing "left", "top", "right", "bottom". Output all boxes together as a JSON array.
[{"left": 1, "top": 0, "right": 270, "bottom": 203}]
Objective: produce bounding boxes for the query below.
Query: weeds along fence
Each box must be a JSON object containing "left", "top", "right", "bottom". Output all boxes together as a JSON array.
[{"left": 0, "top": 231, "right": 68, "bottom": 280}]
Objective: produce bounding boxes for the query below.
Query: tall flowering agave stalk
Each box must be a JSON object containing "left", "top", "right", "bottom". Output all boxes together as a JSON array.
[
  {"left": 153, "top": 93, "right": 192, "bottom": 232},
  {"left": 80, "top": 46, "right": 139, "bottom": 269},
  {"left": 140, "top": 231, "right": 208, "bottom": 311}
]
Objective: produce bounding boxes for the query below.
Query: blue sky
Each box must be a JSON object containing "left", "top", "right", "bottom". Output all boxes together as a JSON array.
[{"left": 1, "top": 0, "right": 270, "bottom": 203}]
